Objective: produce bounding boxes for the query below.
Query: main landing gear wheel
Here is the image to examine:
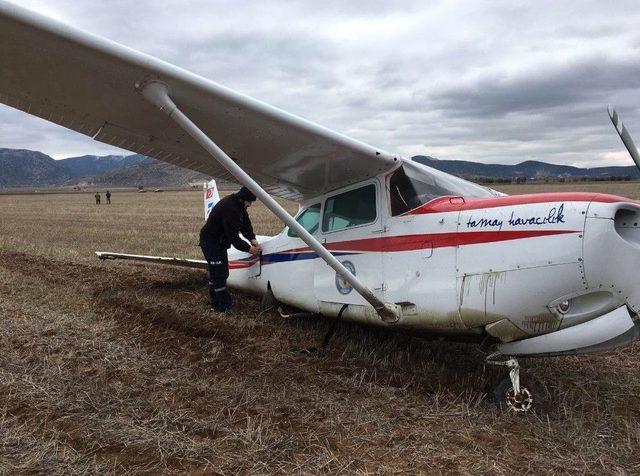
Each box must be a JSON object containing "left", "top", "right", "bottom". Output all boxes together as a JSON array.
[{"left": 488, "top": 357, "right": 547, "bottom": 413}]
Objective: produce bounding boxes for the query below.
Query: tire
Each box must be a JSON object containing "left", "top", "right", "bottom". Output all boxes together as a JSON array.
[{"left": 493, "top": 374, "right": 547, "bottom": 413}]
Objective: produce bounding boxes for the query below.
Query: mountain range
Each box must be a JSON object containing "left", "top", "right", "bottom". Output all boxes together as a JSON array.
[
  {"left": 411, "top": 155, "right": 640, "bottom": 180},
  {"left": 0, "top": 148, "right": 638, "bottom": 189},
  {"left": 0, "top": 148, "right": 208, "bottom": 188}
]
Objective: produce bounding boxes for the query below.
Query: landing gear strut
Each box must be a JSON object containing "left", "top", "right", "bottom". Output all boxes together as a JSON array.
[{"left": 487, "top": 354, "right": 545, "bottom": 412}]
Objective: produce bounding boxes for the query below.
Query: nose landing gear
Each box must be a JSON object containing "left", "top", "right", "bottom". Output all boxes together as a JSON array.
[
  {"left": 487, "top": 354, "right": 546, "bottom": 413},
  {"left": 504, "top": 385, "right": 534, "bottom": 412}
]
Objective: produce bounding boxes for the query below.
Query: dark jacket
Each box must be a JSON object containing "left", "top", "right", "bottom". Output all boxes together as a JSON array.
[{"left": 199, "top": 193, "right": 256, "bottom": 252}]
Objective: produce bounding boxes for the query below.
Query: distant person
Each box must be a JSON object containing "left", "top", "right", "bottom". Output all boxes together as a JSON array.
[
  {"left": 199, "top": 187, "right": 261, "bottom": 313},
  {"left": 94, "top": 192, "right": 101, "bottom": 205},
  {"left": 106, "top": 190, "right": 111, "bottom": 204}
]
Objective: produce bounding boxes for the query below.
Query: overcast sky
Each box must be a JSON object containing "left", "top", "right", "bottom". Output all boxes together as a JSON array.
[{"left": 2, "top": 0, "right": 640, "bottom": 167}]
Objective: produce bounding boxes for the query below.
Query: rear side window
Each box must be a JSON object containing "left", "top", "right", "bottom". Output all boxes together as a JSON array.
[
  {"left": 288, "top": 204, "right": 321, "bottom": 237},
  {"left": 322, "top": 184, "right": 376, "bottom": 232}
]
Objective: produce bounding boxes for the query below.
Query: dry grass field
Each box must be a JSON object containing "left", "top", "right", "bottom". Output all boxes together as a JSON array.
[{"left": 1, "top": 184, "right": 639, "bottom": 474}]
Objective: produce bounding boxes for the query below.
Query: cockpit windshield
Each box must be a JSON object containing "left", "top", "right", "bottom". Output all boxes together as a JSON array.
[
  {"left": 389, "top": 167, "right": 451, "bottom": 215},
  {"left": 388, "top": 161, "right": 498, "bottom": 216}
]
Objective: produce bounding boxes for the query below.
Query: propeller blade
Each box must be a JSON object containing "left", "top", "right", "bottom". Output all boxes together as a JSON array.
[{"left": 608, "top": 105, "right": 640, "bottom": 171}]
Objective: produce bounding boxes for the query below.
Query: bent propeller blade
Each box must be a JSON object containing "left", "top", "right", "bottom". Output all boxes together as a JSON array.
[{"left": 607, "top": 105, "right": 640, "bottom": 171}]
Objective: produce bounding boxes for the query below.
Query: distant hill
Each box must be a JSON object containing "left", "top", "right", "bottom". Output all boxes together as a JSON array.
[
  {"left": 412, "top": 155, "right": 640, "bottom": 180},
  {"left": 0, "top": 148, "right": 208, "bottom": 188},
  {"left": 1, "top": 147, "right": 639, "bottom": 189},
  {"left": 0, "top": 148, "right": 70, "bottom": 187},
  {"left": 58, "top": 154, "right": 151, "bottom": 177},
  {"left": 86, "top": 160, "right": 208, "bottom": 187}
]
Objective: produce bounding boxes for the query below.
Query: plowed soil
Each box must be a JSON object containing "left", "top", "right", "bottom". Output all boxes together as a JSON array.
[{"left": 0, "top": 188, "right": 639, "bottom": 474}]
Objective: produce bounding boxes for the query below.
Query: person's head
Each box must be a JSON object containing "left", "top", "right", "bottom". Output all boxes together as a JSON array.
[{"left": 237, "top": 186, "right": 257, "bottom": 208}]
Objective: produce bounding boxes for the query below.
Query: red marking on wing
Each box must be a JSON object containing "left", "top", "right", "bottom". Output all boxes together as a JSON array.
[
  {"left": 406, "top": 193, "right": 635, "bottom": 215},
  {"left": 205, "top": 188, "right": 213, "bottom": 199}
]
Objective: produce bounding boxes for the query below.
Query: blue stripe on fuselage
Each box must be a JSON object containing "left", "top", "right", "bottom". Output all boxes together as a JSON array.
[{"left": 261, "top": 250, "right": 355, "bottom": 264}]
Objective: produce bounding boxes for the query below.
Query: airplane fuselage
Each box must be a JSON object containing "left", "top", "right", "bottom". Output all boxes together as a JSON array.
[{"left": 227, "top": 183, "right": 640, "bottom": 347}]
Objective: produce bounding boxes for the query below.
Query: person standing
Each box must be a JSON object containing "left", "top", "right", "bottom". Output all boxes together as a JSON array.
[
  {"left": 106, "top": 190, "right": 111, "bottom": 204},
  {"left": 199, "top": 187, "right": 261, "bottom": 312},
  {"left": 94, "top": 192, "right": 101, "bottom": 205}
]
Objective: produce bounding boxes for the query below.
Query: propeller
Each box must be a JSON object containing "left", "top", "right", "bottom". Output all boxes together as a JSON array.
[{"left": 607, "top": 105, "right": 640, "bottom": 172}]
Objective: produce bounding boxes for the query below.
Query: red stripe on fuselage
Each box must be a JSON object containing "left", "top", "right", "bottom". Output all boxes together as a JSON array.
[
  {"left": 406, "top": 192, "right": 634, "bottom": 215},
  {"left": 230, "top": 230, "right": 576, "bottom": 269},
  {"left": 228, "top": 260, "right": 257, "bottom": 269},
  {"left": 285, "top": 229, "right": 576, "bottom": 254}
]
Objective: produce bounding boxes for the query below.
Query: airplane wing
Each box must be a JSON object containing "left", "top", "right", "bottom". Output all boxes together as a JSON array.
[
  {"left": 0, "top": 1, "right": 500, "bottom": 322},
  {"left": 0, "top": 0, "right": 402, "bottom": 201}
]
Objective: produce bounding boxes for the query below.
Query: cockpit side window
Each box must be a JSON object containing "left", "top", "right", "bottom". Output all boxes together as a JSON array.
[
  {"left": 288, "top": 203, "right": 321, "bottom": 237},
  {"left": 322, "top": 184, "right": 377, "bottom": 232},
  {"left": 388, "top": 166, "right": 452, "bottom": 216}
]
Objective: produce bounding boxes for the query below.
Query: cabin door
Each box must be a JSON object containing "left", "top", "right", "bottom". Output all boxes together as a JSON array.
[{"left": 314, "top": 181, "right": 385, "bottom": 307}]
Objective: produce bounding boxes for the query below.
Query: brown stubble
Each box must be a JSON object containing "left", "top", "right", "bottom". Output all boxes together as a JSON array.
[{"left": 0, "top": 186, "right": 639, "bottom": 474}]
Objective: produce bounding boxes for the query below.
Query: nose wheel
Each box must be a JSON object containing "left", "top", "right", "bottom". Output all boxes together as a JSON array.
[
  {"left": 487, "top": 355, "right": 546, "bottom": 413},
  {"left": 504, "top": 385, "right": 534, "bottom": 412}
]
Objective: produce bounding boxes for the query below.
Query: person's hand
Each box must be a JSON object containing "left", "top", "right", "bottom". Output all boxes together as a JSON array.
[
  {"left": 250, "top": 239, "right": 259, "bottom": 247},
  {"left": 249, "top": 245, "right": 261, "bottom": 256}
]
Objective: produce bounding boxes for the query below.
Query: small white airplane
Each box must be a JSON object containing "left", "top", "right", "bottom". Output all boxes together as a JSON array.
[{"left": 1, "top": 1, "right": 639, "bottom": 412}]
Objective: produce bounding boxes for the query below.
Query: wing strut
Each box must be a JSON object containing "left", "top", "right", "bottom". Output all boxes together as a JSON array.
[{"left": 139, "top": 81, "right": 400, "bottom": 323}]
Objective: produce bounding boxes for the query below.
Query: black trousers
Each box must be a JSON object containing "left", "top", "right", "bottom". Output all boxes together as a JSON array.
[{"left": 200, "top": 241, "right": 232, "bottom": 311}]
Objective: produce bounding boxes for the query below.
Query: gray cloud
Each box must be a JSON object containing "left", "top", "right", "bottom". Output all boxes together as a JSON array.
[
  {"left": 2, "top": 0, "right": 640, "bottom": 167},
  {"left": 428, "top": 57, "right": 640, "bottom": 117}
]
